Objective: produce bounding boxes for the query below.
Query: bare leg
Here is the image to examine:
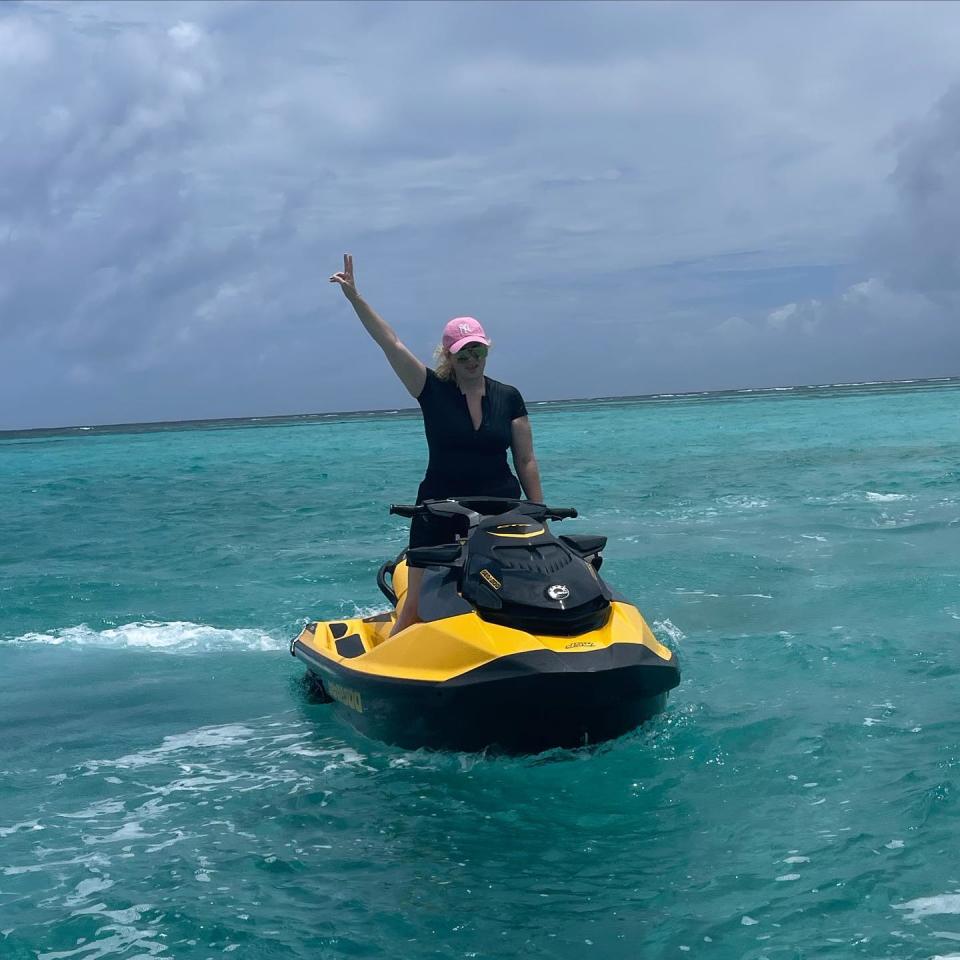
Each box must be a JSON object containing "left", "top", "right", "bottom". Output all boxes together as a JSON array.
[{"left": 390, "top": 565, "right": 424, "bottom": 636}]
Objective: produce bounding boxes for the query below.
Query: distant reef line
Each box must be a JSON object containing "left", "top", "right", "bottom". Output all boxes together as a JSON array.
[{"left": 3, "top": 375, "right": 958, "bottom": 440}]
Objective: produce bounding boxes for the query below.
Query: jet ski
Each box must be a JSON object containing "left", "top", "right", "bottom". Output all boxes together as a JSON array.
[{"left": 290, "top": 497, "right": 680, "bottom": 753}]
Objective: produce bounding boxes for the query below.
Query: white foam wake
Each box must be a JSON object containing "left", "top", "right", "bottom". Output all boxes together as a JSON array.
[
  {"left": 895, "top": 893, "right": 960, "bottom": 920},
  {"left": 13, "top": 621, "right": 286, "bottom": 654},
  {"left": 653, "top": 619, "right": 687, "bottom": 645}
]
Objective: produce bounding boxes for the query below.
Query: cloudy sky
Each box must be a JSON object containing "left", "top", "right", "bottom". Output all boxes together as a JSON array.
[{"left": 2, "top": 0, "right": 959, "bottom": 429}]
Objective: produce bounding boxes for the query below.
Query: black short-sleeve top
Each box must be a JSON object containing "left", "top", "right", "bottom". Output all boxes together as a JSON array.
[{"left": 415, "top": 368, "right": 528, "bottom": 501}]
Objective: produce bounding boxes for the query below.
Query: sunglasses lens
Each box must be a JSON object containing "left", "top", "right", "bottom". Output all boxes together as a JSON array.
[{"left": 456, "top": 346, "right": 487, "bottom": 361}]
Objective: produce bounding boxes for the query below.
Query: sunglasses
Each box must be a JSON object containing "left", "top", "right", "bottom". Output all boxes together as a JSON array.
[{"left": 455, "top": 345, "right": 488, "bottom": 362}]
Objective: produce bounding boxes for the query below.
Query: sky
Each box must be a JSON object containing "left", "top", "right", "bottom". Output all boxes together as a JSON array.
[{"left": 2, "top": 0, "right": 959, "bottom": 430}]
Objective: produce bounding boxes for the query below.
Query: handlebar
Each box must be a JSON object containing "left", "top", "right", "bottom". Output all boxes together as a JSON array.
[
  {"left": 390, "top": 501, "right": 577, "bottom": 521},
  {"left": 389, "top": 504, "right": 423, "bottom": 518}
]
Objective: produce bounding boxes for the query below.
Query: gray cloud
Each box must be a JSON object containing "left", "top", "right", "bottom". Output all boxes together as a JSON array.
[
  {"left": 703, "top": 80, "right": 960, "bottom": 391},
  {"left": 872, "top": 84, "right": 960, "bottom": 300},
  {"left": 2, "top": 0, "right": 960, "bottom": 428}
]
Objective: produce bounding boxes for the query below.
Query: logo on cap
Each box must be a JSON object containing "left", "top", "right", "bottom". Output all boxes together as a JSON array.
[{"left": 458, "top": 322, "right": 472, "bottom": 336}]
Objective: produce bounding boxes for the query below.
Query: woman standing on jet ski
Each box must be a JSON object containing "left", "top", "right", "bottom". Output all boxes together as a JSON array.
[{"left": 329, "top": 253, "right": 544, "bottom": 635}]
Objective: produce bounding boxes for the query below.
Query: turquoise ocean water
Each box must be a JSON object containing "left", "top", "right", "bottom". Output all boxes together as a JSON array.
[{"left": 2, "top": 378, "right": 959, "bottom": 959}]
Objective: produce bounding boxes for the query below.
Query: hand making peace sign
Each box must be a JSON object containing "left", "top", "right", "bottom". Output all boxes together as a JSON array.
[{"left": 329, "top": 253, "right": 358, "bottom": 301}]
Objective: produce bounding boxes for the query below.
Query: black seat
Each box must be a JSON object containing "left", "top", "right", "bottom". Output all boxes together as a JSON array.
[
  {"left": 406, "top": 542, "right": 463, "bottom": 568},
  {"left": 560, "top": 534, "right": 607, "bottom": 557}
]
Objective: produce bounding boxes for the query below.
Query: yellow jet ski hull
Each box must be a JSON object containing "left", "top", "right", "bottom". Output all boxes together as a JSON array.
[{"left": 291, "top": 559, "right": 680, "bottom": 753}]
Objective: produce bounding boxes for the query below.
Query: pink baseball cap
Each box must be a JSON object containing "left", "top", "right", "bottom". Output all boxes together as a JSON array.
[{"left": 442, "top": 316, "right": 491, "bottom": 354}]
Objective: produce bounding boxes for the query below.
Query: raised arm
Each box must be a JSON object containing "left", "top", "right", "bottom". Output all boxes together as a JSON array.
[{"left": 329, "top": 253, "right": 426, "bottom": 399}]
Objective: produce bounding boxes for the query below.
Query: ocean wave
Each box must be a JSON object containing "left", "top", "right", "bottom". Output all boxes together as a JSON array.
[
  {"left": 82, "top": 722, "right": 260, "bottom": 773},
  {"left": 895, "top": 892, "right": 960, "bottom": 920},
  {"left": 653, "top": 619, "right": 686, "bottom": 645},
  {"left": 805, "top": 491, "right": 913, "bottom": 506},
  {"left": 349, "top": 604, "right": 391, "bottom": 620},
  {"left": 716, "top": 495, "right": 770, "bottom": 510},
  {"left": 74, "top": 720, "right": 370, "bottom": 793},
  {"left": 11, "top": 621, "right": 285, "bottom": 654}
]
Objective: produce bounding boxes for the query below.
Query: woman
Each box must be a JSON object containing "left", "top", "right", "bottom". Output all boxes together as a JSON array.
[{"left": 329, "top": 253, "right": 544, "bottom": 635}]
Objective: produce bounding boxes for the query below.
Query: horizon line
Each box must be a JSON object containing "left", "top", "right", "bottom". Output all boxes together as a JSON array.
[{"left": 3, "top": 374, "right": 957, "bottom": 437}]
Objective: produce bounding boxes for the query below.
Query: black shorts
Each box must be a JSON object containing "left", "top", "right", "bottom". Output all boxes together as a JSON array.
[{"left": 409, "top": 476, "right": 523, "bottom": 549}]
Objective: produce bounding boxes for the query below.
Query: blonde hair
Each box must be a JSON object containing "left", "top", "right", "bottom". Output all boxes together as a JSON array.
[
  {"left": 432, "top": 340, "right": 493, "bottom": 382},
  {"left": 433, "top": 343, "right": 455, "bottom": 381}
]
